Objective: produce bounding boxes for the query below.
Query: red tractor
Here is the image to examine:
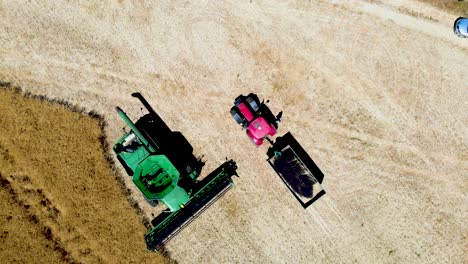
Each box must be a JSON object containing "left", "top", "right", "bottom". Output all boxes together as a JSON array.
[
  {"left": 230, "top": 93, "right": 283, "bottom": 146},
  {"left": 229, "top": 92, "right": 326, "bottom": 208}
]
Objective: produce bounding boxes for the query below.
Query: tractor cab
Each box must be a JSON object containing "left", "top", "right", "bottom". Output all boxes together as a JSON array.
[{"left": 230, "top": 93, "right": 282, "bottom": 146}]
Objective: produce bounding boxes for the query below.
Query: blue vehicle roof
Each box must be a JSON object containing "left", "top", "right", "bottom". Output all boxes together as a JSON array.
[{"left": 454, "top": 17, "right": 468, "bottom": 36}]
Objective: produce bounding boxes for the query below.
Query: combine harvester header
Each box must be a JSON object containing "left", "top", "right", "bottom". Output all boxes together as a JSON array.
[{"left": 145, "top": 159, "right": 237, "bottom": 249}]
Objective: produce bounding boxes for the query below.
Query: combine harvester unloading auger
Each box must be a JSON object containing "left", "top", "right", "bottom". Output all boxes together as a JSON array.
[
  {"left": 230, "top": 93, "right": 326, "bottom": 208},
  {"left": 114, "top": 93, "right": 239, "bottom": 251}
]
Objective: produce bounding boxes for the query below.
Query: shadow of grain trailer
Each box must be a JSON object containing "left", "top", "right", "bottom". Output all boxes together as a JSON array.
[{"left": 267, "top": 132, "right": 326, "bottom": 208}]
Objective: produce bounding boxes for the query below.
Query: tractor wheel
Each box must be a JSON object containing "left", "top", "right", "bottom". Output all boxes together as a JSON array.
[
  {"left": 246, "top": 96, "right": 260, "bottom": 112},
  {"left": 230, "top": 107, "right": 244, "bottom": 125}
]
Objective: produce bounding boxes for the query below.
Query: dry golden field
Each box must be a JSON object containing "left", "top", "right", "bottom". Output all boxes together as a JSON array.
[
  {"left": 0, "top": 0, "right": 467, "bottom": 263},
  {"left": 0, "top": 87, "right": 165, "bottom": 263}
]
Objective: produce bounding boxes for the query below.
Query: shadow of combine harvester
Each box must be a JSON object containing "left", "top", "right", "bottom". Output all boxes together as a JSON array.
[
  {"left": 114, "top": 93, "right": 239, "bottom": 252},
  {"left": 123, "top": 93, "right": 206, "bottom": 191},
  {"left": 267, "top": 132, "right": 326, "bottom": 208}
]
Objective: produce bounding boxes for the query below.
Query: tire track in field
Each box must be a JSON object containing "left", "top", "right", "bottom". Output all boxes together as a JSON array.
[{"left": 331, "top": 0, "right": 468, "bottom": 49}]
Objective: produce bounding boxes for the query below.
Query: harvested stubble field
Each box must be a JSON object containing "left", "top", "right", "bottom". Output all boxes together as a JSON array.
[{"left": 0, "top": 0, "right": 467, "bottom": 263}]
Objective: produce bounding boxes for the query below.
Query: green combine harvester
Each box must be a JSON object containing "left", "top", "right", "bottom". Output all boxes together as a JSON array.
[{"left": 113, "top": 93, "right": 239, "bottom": 251}]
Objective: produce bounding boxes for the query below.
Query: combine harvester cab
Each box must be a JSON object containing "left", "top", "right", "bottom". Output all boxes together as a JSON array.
[
  {"left": 113, "top": 93, "right": 239, "bottom": 251},
  {"left": 267, "top": 132, "right": 326, "bottom": 208}
]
